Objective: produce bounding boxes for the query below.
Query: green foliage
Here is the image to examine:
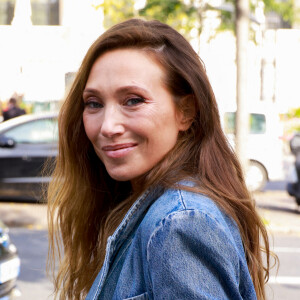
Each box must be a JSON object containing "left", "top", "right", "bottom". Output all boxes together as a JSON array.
[
  {"left": 94, "top": 0, "right": 136, "bottom": 29},
  {"left": 218, "top": 9, "right": 235, "bottom": 31},
  {"left": 264, "top": 0, "right": 295, "bottom": 23},
  {"left": 94, "top": 0, "right": 202, "bottom": 39},
  {"left": 295, "top": 108, "right": 300, "bottom": 118},
  {"left": 287, "top": 107, "right": 300, "bottom": 119},
  {"left": 219, "top": 0, "right": 295, "bottom": 30},
  {"left": 94, "top": 0, "right": 296, "bottom": 35},
  {"left": 139, "top": 0, "right": 200, "bottom": 39}
]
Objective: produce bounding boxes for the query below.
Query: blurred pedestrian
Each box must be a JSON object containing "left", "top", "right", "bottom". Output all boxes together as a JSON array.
[
  {"left": 47, "top": 19, "right": 272, "bottom": 300},
  {"left": 2, "top": 97, "right": 26, "bottom": 121}
]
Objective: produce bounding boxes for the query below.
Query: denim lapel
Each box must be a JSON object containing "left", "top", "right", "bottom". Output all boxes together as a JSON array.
[{"left": 86, "top": 186, "right": 164, "bottom": 300}]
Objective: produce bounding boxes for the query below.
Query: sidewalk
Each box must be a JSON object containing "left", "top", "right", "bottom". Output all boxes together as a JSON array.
[
  {"left": 254, "top": 190, "right": 300, "bottom": 236},
  {"left": 0, "top": 202, "right": 47, "bottom": 229}
]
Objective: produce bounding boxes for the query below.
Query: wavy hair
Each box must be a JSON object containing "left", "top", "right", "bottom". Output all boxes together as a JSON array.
[{"left": 47, "top": 18, "right": 271, "bottom": 299}]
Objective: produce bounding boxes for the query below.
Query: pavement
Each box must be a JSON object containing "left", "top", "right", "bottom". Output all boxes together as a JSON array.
[
  {"left": 254, "top": 190, "right": 300, "bottom": 236},
  {"left": 0, "top": 201, "right": 48, "bottom": 229}
]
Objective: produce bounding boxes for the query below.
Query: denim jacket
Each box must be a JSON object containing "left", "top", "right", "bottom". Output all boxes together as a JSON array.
[{"left": 86, "top": 184, "right": 257, "bottom": 300}]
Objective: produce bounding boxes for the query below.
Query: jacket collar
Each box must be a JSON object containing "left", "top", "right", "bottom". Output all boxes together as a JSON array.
[{"left": 89, "top": 186, "right": 164, "bottom": 298}]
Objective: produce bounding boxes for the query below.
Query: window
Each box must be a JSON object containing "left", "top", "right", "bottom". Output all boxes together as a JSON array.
[
  {"left": 0, "top": 0, "right": 59, "bottom": 26},
  {"left": 31, "top": 0, "right": 59, "bottom": 25},
  {"left": 0, "top": 0, "right": 15, "bottom": 25},
  {"left": 224, "top": 112, "right": 266, "bottom": 134},
  {"left": 4, "top": 118, "right": 58, "bottom": 144}
]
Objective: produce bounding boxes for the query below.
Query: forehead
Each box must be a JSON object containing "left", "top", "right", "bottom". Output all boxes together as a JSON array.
[
  {"left": 91, "top": 48, "right": 164, "bottom": 76},
  {"left": 86, "top": 48, "right": 167, "bottom": 90}
]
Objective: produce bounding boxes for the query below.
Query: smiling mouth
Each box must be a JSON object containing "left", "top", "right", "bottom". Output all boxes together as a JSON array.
[
  {"left": 102, "top": 143, "right": 137, "bottom": 158},
  {"left": 102, "top": 143, "right": 137, "bottom": 151}
]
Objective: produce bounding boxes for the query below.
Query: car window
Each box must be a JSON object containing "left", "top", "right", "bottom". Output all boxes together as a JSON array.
[
  {"left": 4, "top": 118, "right": 58, "bottom": 144},
  {"left": 224, "top": 112, "right": 266, "bottom": 134}
]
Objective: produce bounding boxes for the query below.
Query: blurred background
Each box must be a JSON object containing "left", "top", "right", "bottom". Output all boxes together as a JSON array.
[{"left": 0, "top": 0, "right": 299, "bottom": 299}]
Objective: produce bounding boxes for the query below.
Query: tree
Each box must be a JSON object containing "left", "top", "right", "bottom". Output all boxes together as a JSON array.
[
  {"left": 95, "top": 0, "right": 295, "bottom": 32},
  {"left": 263, "top": 0, "right": 295, "bottom": 25},
  {"left": 93, "top": 0, "right": 136, "bottom": 29},
  {"left": 94, "top": 0, "right": 203, "bottom": 40},
  {"left": 139, "top": 0, "right": 201, "bottom": 40},
  {"left": 218, "top": 0, "right": 295, "bottom": 30}
]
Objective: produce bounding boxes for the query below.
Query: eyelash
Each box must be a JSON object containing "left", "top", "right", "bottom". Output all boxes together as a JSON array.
[
  {"left": 84, "top": 100, "right": 103, "bottom": 109},
  {"left": 83, "top": 96, "right": 146, "bottom": 109},
  {"left": 125, "top": 97, "right": 145, "bottom": 106}
]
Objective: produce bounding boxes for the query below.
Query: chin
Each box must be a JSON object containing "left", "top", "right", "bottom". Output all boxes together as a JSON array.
[
  {"left": 107, "top": 170, "right": 135, "bottom": 182},
  {"left": 105, "top": 165, "right": 148, "bottom": 183}
]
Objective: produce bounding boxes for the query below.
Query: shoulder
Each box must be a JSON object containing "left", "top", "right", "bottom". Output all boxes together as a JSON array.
[
  {"left": 137, "top": 186, "right": 242, "bottom": 251},
  {"left": 134, "top": 187, "right": 253, "bottom": 299},
  {"left": 132, "top": 189, "right": 256, "bottom": 299},
  {"left": 141, "top": 187, "right": 234, "bottom": 232}
]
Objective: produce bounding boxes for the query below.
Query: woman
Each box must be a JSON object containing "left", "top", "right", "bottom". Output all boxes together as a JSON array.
[{"left": 48, "top": 19, "right": 270, "bottom": 299}]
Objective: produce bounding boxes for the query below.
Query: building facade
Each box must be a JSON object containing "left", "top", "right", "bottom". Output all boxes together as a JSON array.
[
  {"left": 0, "top": 0, "right": 103, "bottom": 111},
  {"left": 0, "top": 0, "right": 299, "bottom": 113}
]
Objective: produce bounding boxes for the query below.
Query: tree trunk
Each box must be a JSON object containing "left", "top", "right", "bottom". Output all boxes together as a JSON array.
[{"left": 235, "top": 0, "right": 249, "bottom": 177}]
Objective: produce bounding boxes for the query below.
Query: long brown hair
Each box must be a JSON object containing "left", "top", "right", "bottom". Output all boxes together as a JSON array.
[{"left": 48, "top": 18, "right": 270, "bottom": 299}]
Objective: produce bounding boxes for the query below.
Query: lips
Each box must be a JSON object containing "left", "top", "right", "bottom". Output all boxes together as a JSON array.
[
  {"left": 101, "top": 143, "right": 137, "bottom": 158},
  {"left": 102, "top": 143, "right": 137, "bottom": 151}
]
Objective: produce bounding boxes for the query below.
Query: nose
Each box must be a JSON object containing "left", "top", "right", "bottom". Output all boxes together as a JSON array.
[{"left": 100, "top": 105, "right": 125, "bottom": 138}]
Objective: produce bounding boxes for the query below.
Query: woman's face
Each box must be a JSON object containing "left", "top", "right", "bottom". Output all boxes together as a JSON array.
[{"left": 82, "top": 49, "right": 187, "bottom": 183}]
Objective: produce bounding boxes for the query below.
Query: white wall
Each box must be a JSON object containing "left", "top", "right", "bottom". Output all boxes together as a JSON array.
[
  {"left": 0, "top": 1, "right": 299, "bottom": 113},
  {"left": 0, "top": 0, "right": 104, "bottom": 103}
]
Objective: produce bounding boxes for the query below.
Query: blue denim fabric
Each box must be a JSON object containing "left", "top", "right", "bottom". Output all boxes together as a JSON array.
[{"left": 86, "top": 185, "right": 257, "bottom": 300}]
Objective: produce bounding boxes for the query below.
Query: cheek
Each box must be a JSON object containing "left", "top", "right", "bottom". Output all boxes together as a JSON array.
[
  {"left": 83, "top": 114, "right": 98, "bottom": 142},
  {"left": 141, "top": 113, "right": 180, "bottom": 149}
]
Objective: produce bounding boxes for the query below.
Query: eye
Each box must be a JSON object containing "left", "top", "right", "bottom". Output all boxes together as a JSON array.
[
  {"left": 125, "top": 97, "right": 145, "bottom": 107},
  {"left": 84, "top": 100, "right": 103, "bottom": 109}
]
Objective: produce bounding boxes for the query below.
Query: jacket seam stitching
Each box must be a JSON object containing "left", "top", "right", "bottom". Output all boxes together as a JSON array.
[
  {"left": 145, "top": 209, "right": 241, "bottom": 291},
  {"left": 146, "top": 208, "right": 228, "bottom": 261},
  {"left": 177, "top": 189, "right": 187, "bottom": 210}
]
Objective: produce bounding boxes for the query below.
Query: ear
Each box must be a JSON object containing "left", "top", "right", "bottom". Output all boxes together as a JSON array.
[{"left": 176, "top": 95, "right": 196, "bottom": 131}]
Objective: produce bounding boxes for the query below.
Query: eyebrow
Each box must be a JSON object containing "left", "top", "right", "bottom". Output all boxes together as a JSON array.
[
  {"left": 115, "top": 85, "right": 149, "bottom": 96},
  {"left": 83, "top": 85, "right": 150, "bottom": 97},
  {"left": 82, "top": 88, "right": 101, "bottom": 97}
]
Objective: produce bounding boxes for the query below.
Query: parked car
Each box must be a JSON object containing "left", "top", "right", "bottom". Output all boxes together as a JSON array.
[
  {"left": 220, "top": 103, "right": 285, "bottom": 192},
  {"left": 0, "top": 219, "right": 20, "bottom": 299},
  {"left": 0, "top": 113, "right": 58, "bottom": 201}
]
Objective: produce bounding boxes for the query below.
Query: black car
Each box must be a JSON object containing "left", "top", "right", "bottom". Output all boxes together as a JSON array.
[
  {"left": 0, "top": 219, "right": 20, "bottom": 299},
  {"left": 0, "top": 113, "right": 58, "bottom": 201}
]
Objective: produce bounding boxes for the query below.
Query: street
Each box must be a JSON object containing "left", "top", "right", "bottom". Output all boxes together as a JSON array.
[
  {"left": 8, "top": 228, "right": 53, "bottom": 300},
  {"left": 254, "top": 185, "right": 300, "bottom": 300},
  {"left": 266, "top": 234, "right": 300, "bottom": 300},
  {"left": 0, "top": 183, "right": 299, "bottom": 299}
]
